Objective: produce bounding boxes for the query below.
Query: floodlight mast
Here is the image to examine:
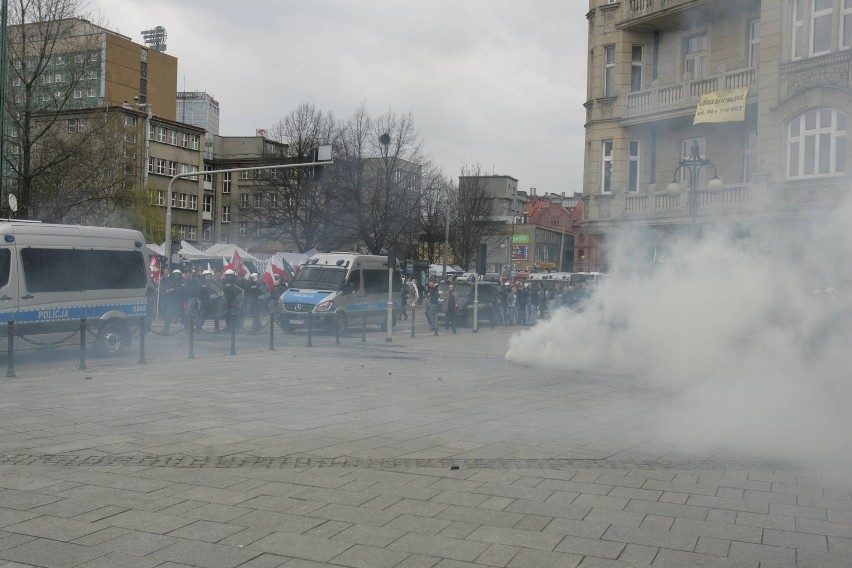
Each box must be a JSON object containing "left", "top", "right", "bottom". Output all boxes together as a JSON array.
[{"left": 163, "top": 147, "right": 333, "bottom": 270}]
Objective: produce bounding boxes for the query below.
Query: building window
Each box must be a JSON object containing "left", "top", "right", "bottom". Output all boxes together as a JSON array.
[
  {"left": 124, "top": 131, "right": 136, "bottom": 144},
  {"left": 191, "top": 135, "right": 200, "bottom": 150},
  {"left": 239, "top": 222, "right": 248, "bottom": 236},
  {"left": 54, "top": 73, "right": 63, "bottom": 83},
  {"left": 601, "top": 140, "right": 613, "bottom": 194},
  {"left": 203, "top": 195, "right": 213, "bottom": 213},
  {"left": 603, "top": 45, "right": 616, "bottom": 97},
  {"left": 157, "top": 190, "right": 164, "bottom": 206},
  {"left": 169, "top": 130, "right": 177, "bottom": 145},
  {"left": 254, "top": 193, "right": 263, "bottom": 208},
  {"left": 168, "top": 161, "right": 177, "bottom": 176},
  {"left": 239, "top": 170, "right": 251, "bottom": 180},
  {"left": 187, "top": 226, "right": 196, "bottom": 240},
  {"left": 270, "top": 193, "right": 278, "bottom": 207},
  {"left": 148, "top": 123, "right": 155, "bottom": 140},
  {"left": 157, "top": 127, "right": 166, "bottom": 143},
  {"left": 222, "top": 206, "right": 230, "bottom": 223},
  {"left": 240, "top": 193, "right": 249, "bottom": 208},
  {"left": 204, "top": 165, "right": 213, "bottom": 183},
  {"left": 124, "top": 115, "right": 137, "bottom": 127},
  {"left": 792, "top": 0, "right": 852, "bottom": 58},
  {"left": 223, "top": 173, "right": 231, "bottom": 193},
  {"left": 788, "top": 109, "right": 846, "bottom": 178},
  {"left": 181, "top": 133, "right": 188, "bottom": 148},
  {"left": 171, "top": 193, "right": 176, "bottom": 208},
  {"left": 123, "top": 147, "right": 135, "bottom": 159},
  {"left": 148, "top": 157, "right": 154, "bottom": 173},
  {"left": 178, "top": 194, "right": 187, "bottom": 208},
  {"left": 190, "top": 165, "right": 199, "bottom": 181},
  {"left": 628, "top": 140, "right": 640, "bottom": 192},
  {"left": 67, "top": 118, "right": 86, "bottom": 133},
  {"left": 748, "top": 20, "right": 761, "bottom": 68},
  {"left": 684, "top": 33, "right": 707, "bottom": 79},
  {"left": 202, "top": 225, "right": 212, "bottom": 241},
  {"left": 86, "top": 87, "right": 97, "bottom": 98},
  {"left": 631, "top": 45, "right": 644, "bottom": 92},
  {"left": 157, "top": 159, "right": 166, "bottom": 175}
]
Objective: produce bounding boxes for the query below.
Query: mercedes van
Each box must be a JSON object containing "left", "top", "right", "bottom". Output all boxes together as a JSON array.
[{"left": 277, "top": 253, "right": 402, "bottom": 334}]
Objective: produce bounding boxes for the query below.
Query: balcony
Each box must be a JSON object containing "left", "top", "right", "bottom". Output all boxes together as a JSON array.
[
  {"left": 620, "top": 0, "right": 715, "bottom": 31},
  {"left": 621, "top": 184, "right": 753, "bottom": 221},
  {"left": 623, "top": 66, "right": 755, "bottom": 122}
]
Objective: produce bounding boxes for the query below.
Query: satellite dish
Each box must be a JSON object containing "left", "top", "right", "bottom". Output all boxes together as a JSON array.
[{"left": 8, "top": 194, "right": 18, "bottom": 212}]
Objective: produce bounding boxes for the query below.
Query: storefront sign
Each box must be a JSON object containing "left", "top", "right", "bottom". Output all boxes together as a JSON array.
[
  {"left": 512, "top": 245, "right": 528, "bottom": 260},
  {"left": 512, "top": 234, "right": 530, "bottom": 244}
]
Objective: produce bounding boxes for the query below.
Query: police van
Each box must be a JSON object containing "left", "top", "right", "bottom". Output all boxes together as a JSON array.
[
  {"left": 277, "top": 253, "right": 402, "bottom": 334},
  {"left": 0, "top": 221, "right": 150, "bottom": 354}
]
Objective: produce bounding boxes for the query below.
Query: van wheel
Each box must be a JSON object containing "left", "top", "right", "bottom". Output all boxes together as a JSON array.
[
  {"left": 97, "top": 321, "right": 126, "bottom": 355},
  {"left": 334, "top": 313, "right": 348, "bottom": 336}
]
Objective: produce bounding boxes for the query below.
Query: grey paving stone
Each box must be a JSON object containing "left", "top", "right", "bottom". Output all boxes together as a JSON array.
[
  {"left": 474, "top": 543, "right": 520, "bottom": 567},
  {"left": 0, "top": 511, "right": 39, "bottom": 531},
  {"left": 505, "top": 548, "right": 582, "bottom": 568},
  {"left": 2, "top": 516, "right": 105, "bottom": 542},
  {"left": 768, "top": 503, "right": 827, "bottom": 520},
  {"left": 147, "top": 539, "right": 262, "bottom": 568},
  {"left": 617, "top": 543, "right": 658, "bottom": 565},
  {"left": 624, "top": 498, "right": 710, "bottom": 521},
  {"left": 385, "top": 499, "right": 448, "bottom": 518},
  {"left": 796, "top": 517, "right": 852, "bottom": 538},
  {"left": 388, "top": 533, "right": 489, "bottom": 562},
  {"left": 762, "top": 528, "right": 828, "bottom": 551},
  {"left": 166, "top": 519, "right": 247, "bottom": 543},
  {"left": 601, "top": 525, "right": 697, "bottom": 552},
  {"left": 75, "top": 551, "right": 161, "bottom": 568},
  {"left": 651, "top": 548, "right": 755, "bottom": 568},
  {"left": 555, "top": 534, "right": 625, "bottom": 559},
  {"left": 307, "top": 502, "right": 400, "bottom": 526},
  {"left": 438, "top": 521, "right": 480, "bottom": 540},
  {"left": 466, "top": 525, "right": 564, "bottom": 551},
  {"left": 0, "top": 538, "right": 105, "bottom": 568},
  {"left": 300, "top": 520, "right": 351, "bottom": 539},
  {"left": 735, "top": 511, "right": 795, "bottom": 531},
  {"left": 329, "top": 544, "right": 410, "bottom": 568},
  {"left": 98, "top": 509, "right": 195, "bottom": 534},
  {"left": 90, "top": 530, "right": 179, "bottom": 556},
  {"left": 248, "top": 531, "right": 353, "bottom": 563},
  {"left": 727, "top": 541, "right": 796, "bottom": 566},
  {"left": 685, "top": 494, "right": 769, "bottom": 514},
  {"left": 435, "top": 505, "right": 523, "bottom": 528},
  {"left": 694, "top": 536, "right": 731, "bottom": 557},
  {"left": 705, "top": 509, "right": 737, "bottom": 525},
  {"left": 385, "top": 514, "right": 451, "bottom": 536},
  {"left": 332, "top": 524, "right": 406, "bottom": 547},
  {"left": 511, "top": 514, "right": 551, "bottom": 532},
  {"left": 797, "top": 548, "right": 852, "bottom": 568},
  {"left": 228, "top": 510, "right": 325, "bottom": 534},
  {"left": 669, "top": 517, "right": 763, "bottom": 543}
]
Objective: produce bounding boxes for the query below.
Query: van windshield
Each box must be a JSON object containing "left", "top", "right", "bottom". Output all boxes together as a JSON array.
[{"left": 292, "top": 266, "right": 346, "bottom": 290}]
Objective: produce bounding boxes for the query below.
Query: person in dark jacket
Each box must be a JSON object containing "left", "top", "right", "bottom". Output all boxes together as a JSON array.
[{"left": 444, "top": 283, "right": 458, "bottom": 334}]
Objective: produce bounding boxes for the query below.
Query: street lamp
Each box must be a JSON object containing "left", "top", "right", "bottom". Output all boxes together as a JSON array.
[{"left": 665, "top": 139, "right": 724, "bottom": 221}]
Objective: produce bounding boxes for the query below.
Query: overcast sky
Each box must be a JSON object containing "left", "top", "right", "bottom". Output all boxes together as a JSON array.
[{"left": 89, "top": 1, "right": 588, "bottom": 195}]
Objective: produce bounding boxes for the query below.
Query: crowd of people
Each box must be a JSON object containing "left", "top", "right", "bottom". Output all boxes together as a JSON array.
[
  {"left": 418, "top": 277, "right": 595, "bottom": 332},
  {"left": 154, "top": 267, "right": 288, "bottom": 333}
]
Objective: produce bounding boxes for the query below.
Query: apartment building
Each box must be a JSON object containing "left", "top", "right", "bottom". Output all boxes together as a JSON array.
[{"left": 583, "top": 0, "right": 852, "bottom": 267}]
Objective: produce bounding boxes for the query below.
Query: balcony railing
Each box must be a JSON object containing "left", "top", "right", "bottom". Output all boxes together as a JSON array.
[
  {"left": 617, "top": 183, "right": 753, "bottom": 220},
  {"left": 625, "top": 0, "right": 703, "bottom": 21},
  {"left": 624, "top": 67, "right": 755, "bottom": 120}
]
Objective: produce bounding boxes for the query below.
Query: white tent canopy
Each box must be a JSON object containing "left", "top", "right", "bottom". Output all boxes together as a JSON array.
[
  {"left": 146, "top": 240, "right": 214, "bottom": 260},
  {"left": 428, "top": 264, "right": 464, "bottom": 276},
  {"left": 202, "top": 243, "right": 263, "bottom": 263}
]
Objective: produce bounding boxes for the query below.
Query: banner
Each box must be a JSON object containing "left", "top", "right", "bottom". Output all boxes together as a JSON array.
[
  {"left": 512, "top": 234, "right": 530, "bottom": 244},
  {"left": 693, "top": 87, "right": 749, "bottom": 124},
  {"left": 511, "top": 245, "right": 528, "bottom": 260}
]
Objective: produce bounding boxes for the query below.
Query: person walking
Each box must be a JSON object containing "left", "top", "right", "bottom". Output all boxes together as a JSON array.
[
  {"left": 400, "top": 277, "right": 409, "bottom": 320},
  {"left": 426, "top": 280, "right": 440, "bottom": 331},
  {"left": 445, "top": 283, "right": 458, "bottom": 334}
]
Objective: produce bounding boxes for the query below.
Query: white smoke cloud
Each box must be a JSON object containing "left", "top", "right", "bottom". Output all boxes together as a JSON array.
[{"left": 506, "top": 198, "right": 852, "bottom": 467}]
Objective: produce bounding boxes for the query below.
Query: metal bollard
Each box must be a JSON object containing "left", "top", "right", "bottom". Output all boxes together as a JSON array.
[
  {"left": 361, "top": 312, "right": 367, "bottom": 343},
  {"left": 335, "top": 313, "right": 340, "bottom": 345},
  {"left": 79, "top": 318, "right": 87, "bottom": 371},
  {"left": 410, "top": 306, "right": 416, "bottom": 338},
  {"left": 229, "top": 314, "right": 237, "bottom": 355},
  {"left": 138, "top": 316, "right": 146, "bottom": 364},
  {"left": 434, "top": 310, "right": 439, "bottom": 336},
  {"left": 269, "top": 311, "right": 275, "bottom": 351},
  {"left": 307, "top": 311, "right": 313, "bottom": 347},
  {"left": 188, "top": 316, "right": 195, "bottom": 359},
  {"left": 6, "top": 321, "right": 15, "bottom": 378}
]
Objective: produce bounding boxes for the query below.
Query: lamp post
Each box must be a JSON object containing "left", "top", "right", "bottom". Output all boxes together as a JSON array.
[
  {"left": 135, "top": 100, "right": 152, "bottom": 190},
  {"left": 379, "top": 133, "right": 393, "bottom": 343},
  {"left": 666, "top": 139, "right": 724, "bottom": 221}
]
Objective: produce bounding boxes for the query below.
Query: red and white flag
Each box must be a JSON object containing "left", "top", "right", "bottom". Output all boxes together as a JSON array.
[
  {"left": 149, "top": 255, "right": 161, "bottom": 281},
  {"left": 228, "top": 250, "right": 249, "bottom": 278},
  {"left": 262, "top": 258, "right": 288, "bottom": 291}
]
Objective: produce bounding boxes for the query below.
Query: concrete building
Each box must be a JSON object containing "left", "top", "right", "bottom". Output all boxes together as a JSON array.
[
  {"left": 583, "top": 0, "right": 852, "bottom": 268},
  {"left": 176, "top": 91, "right": 220, "bottom": 139}
]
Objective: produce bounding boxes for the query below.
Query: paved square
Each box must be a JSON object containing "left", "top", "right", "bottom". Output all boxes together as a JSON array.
[{"left": 0, "top": 322, "right": 850, "bottom": 566}]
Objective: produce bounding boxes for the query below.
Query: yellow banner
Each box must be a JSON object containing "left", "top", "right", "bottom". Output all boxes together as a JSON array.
[{"left": 693, "top": 87, "right": 749, "bottom": 124}]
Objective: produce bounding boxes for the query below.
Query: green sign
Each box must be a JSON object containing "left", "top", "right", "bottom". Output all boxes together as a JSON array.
[{"left": 512, "top": 234, "right": 529, "bottom": 244}]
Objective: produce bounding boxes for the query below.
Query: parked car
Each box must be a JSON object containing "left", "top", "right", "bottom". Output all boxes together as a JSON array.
[{"left": 436, "top": 281, "right": 499, "bottom": 327}]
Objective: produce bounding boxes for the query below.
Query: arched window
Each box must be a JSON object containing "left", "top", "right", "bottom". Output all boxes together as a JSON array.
[{"left": 788, "top": 109, "right": 846, "bottom": 178}]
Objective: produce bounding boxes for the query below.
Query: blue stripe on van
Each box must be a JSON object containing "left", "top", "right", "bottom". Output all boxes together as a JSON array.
[{"left": 0, "top": 303, "right": 148, "bottom": 323}]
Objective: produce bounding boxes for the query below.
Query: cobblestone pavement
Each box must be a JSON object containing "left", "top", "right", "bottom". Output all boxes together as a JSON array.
[{"left": 0, "top": 318, "right": 850, "bottom": 567}]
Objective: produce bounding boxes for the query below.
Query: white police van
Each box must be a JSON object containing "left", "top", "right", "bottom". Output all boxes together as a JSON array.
[
  {"left": 0, "top": 221, "right": 150, "bottom": 354},
  {"left": 277, "top": 253, "right": 402, "bottom": 334}
]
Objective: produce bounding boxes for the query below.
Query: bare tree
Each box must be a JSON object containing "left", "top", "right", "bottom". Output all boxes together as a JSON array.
[
  {"left": 417, "top": 167, "right": 453, "bottom": 263},
  {"left": 4, "top": 2, "right": 129, "bottom": 219},
  {"left": 333, "top": 103, "right": 425, "bottom": 254},
  {"left": 254, "top": 103, "right": 340, "bottom": 252},
  {"left": 450, "top": 163, "right": 498, "bottom": 270}
]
